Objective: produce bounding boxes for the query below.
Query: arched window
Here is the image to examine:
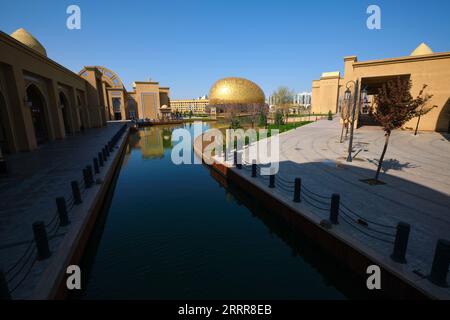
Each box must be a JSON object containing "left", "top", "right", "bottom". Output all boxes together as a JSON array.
[{"left": 27, "top": 84, "right": 49, "bottom": 144}]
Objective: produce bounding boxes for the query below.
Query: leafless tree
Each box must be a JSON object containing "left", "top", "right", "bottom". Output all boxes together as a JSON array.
[{"left": 372, "top": 78, "right": 434, "bottom": 181}]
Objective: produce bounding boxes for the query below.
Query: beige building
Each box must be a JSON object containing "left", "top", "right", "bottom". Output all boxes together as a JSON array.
[
  {"left": 79, "top": 67, "right": 171, "bottom": 121},
  {"left": 0, "top": 28, "right": 107, "bottom": 154},
  {"left": 312, "top": 43, "right": 450, "bottom": 132},
  {"left": 171, "top": 98, "right": 209, "bottom": 115},
  {"left": 0, "top": 28, "right": 172, "bottom": 157}
]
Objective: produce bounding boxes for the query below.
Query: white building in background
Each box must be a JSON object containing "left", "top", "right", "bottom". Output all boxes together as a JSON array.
[
  {"left": 268, "top": 91, "right": 312, "bottom": 107},
  {"left": 294, "top": 92, "right": 312, "bottom": 107}
]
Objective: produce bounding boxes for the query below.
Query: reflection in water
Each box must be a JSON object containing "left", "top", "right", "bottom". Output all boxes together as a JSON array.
[
  {"left": 209, "top": 171, "right": 382, "bottom": 299},
  {"left": 74, "top": 123, "right": 382, "bottom": 300},
  {"left": 126, "top": 125, "right": 183, "bottom": 161}
]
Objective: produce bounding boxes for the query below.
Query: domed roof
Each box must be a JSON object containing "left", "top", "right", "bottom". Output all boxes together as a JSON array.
[
  {"left": 209, "top": 77, "right": 265, "bottom": 105},
  {"left": 410, "top": 43, "right": 433, "bottom": 56},
  {"left": 159, "top": 105, "right": 171, "bottom": 111},
  {"left": 10, "top": 28, "right": 47, "bottom": 57}
]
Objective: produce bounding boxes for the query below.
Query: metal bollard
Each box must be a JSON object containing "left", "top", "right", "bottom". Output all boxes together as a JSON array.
[
  {"left": 56, "top": 197, "right": 70, "bottom": 226},
  {"left": 329, "top": 194, "right": 340, "bottom": 224},
  {"left": 86, "top": 165, "right": 94, "bottom": 186},
  {"left": 105, "top": 144, "right": 110, "bottom": 157},
  {"left": 83, "top": 168, "right": 92, "bottom": 188},
  {"left": 429, "top": 239, "right": 450, "bottom": 287},
  {"left": 32, "top": 221, "right": 51, "bottom": 260},
  {"left": 102, "top": 147, "right": 107, "bottom": 161},
  {"left": 236, "top": 151, "right": 242, "bottom": 169},
  {"left": 82, "top": 168, "right": 88, "bottom": 186},
  {"left": 71, "top": 180, "right": 82, "bottom": 204},
  {"left": 269, "top": 174, "right": 275, "bottom": 188},
  {"left": 93, "top": 158, "right": 99, "bottom": 174},
  {"left": 98, "top": 152, "right": 104, "bottom": 167},
  {"left": 251, "top": 161, "right": 257, "bottom": 178},
  {"left": 390, "top": 222, "right": 410, "bottom": 264},
  {"left": 0, "top": 270, "right": 11, "bottom": 300},
  {"left": 293, "top": 178, "right": 301, "bottom": 203}
]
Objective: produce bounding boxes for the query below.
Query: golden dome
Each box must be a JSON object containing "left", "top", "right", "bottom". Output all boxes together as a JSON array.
[
  {"left": 209, "top": 77, "right": 265, "bottom": 105},
  {"left": 10, "top": 28, "right": 47, "bottom": 57},
  {"left": 410, "top": 43, "right": 433, "bottom": 56}
]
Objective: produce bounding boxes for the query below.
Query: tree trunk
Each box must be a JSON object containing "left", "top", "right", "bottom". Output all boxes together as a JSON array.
[
  {"left": 375, "top": 131, "right": 391, "bottom": 181},
  {"left": 414, "top": 115, "right": 421, "bottom": 136},
  {"left": 340, "top": 122, "right": 345, "bottom": 143}
]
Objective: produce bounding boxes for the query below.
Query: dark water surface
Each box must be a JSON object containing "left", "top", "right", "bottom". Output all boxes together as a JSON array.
[{"left": 74, "top": 123, "right": 377, "bottom": 299}]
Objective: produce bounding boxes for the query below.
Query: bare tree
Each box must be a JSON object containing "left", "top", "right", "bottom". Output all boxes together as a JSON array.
[
  {"left": 339, "top": 99, "right": 351, "bottom": 143},
  {"left": 413, "top": 86, "right": 436, "bottom": 135},
  {"left": 271, "top": 86, "right": 295, "bottom": 125},
  {"left": 372, "top": 78, "right": 434, "bottom": 181}
]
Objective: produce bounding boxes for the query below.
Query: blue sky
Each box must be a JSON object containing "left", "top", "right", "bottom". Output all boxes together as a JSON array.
[{"left": 0, "top": 0, "right": 449, "bottom": 99}]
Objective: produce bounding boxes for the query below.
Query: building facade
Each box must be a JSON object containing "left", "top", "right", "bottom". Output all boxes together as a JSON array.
[
  {"left": 171, "top": 97, "right": 209, "bottom": 114},
  {"left": 0, "top": 28, "right": 172, "bottom": 156},
  {"left": 0, "top": 29, "right": 107, "bottom": 154},
  {"left": 268, "top": 92, "right": 311, "bottom": 108},
  {"left": 79, "top": 67, "right": 171, "bottom": 121},
  {"left": 293, "top": 92, "right": 312, "bottom": 107},
  {"left": 312, "top": 43, "right": 450, "bottom": 132}
]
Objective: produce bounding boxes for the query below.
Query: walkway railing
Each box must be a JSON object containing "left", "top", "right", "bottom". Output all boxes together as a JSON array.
[
  {"left": 238, "top": 156, "right": 450, "bottom": 289},
  {"left": 0, "top": 124, "right": 127, "bottom": 299}
]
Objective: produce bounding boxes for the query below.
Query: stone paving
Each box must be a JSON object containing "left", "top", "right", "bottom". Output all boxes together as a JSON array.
[
  {"left": 0, "top": 122, "right": 125, "bottom": 298},
  {"left": 224, "top": 117, "right": 450, "bottom": 298}
]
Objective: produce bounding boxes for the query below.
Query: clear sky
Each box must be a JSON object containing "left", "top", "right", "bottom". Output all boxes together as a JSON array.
[{"left": 0, "top": 0, "right": 449, "bottom": 99}]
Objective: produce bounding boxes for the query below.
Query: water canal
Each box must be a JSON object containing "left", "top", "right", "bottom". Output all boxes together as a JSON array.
[{"left": 73, "top": 123, "right": 378, "bottom": 299}]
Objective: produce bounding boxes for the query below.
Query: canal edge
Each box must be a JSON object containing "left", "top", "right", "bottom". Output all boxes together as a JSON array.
[
  {"left": 31, "top": 125, "right": 130, "bottom": 300},
  {"left": 193, "top": 134, "right": 443, "bottom": 300}
]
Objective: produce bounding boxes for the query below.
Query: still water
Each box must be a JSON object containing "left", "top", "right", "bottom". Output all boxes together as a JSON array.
[{"left": 74, "top": 123, "right": 376, "bottom": 299}]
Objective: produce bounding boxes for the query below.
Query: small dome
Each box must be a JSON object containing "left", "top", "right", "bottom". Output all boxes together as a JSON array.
[
  {"left": 10, "top": 28, "right": 47, "bottom": 57},
  {"left": 410, "top": 43, "right": 433, "bottom": 56}
]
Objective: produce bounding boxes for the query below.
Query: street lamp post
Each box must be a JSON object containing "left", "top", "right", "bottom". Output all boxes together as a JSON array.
[{"left": 344, "top": 79, "right": 360, "bottom": 162}]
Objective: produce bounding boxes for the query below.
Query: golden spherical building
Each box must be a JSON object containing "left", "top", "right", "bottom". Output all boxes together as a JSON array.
[{"left": 209, "top": 77, "right": 265, "bottom": 105}]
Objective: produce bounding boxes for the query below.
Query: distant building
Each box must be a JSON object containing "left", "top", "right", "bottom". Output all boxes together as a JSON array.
[
  {"left": 293, "top": 92, "right": 312, "bottom": 107},
  {"left": 312, "top": 43, "right": 450, "bottom": 132},
  {"left": 267, "top": 92, "right": 311, "bottom": 107},
  {"left": 171, "top": 96, "right": 209, "bottom": 114}
]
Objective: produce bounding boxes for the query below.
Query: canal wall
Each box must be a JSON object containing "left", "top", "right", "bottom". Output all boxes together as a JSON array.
[
  {"left": 32, "top": 127, "right": 130, "bottom": 300},
  {"left": 193, "top": 135, "right": 437, "bottom": 300}
]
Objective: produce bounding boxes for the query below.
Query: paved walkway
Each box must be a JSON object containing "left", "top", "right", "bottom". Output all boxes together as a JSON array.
[
  {"left": 229, "top": 117, "right": 450, "bottom": 298},
  {"left": 0, "top": 123, "right": 125, "bottom": 298}
]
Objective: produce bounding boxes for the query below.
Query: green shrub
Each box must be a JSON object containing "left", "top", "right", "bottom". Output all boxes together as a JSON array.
[{"left": 274, "top": 109, "right": 284, "bottom": 126}]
